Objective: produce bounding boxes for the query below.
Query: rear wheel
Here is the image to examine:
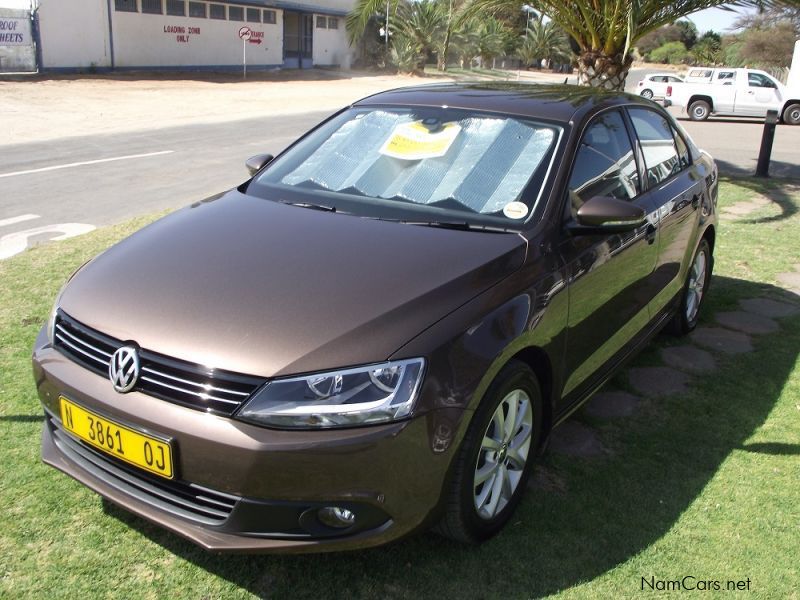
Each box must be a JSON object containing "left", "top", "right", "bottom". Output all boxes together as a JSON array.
[
  {"left": 783, "top": 103, "right": 800, "bottom": 126},
  {"left": 640, "top": 89, "right": 654, "bottom": 100},
  {"left": 689, "top": 100, "right": 711, "bottom": 121},
  {"left": 435, "top": 361, "right": 543, "bottom": 543},
  {"left": 668, "top": 239, "right": 712, "bottom": 335}
]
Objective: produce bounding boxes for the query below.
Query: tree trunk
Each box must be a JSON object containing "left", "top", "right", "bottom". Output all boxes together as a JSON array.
[
  {"left": 576, "top": 50, "right": 633, "bottom": 91},
  {"left": 438, "top": 28, "right": 451, "bottom": 71}
]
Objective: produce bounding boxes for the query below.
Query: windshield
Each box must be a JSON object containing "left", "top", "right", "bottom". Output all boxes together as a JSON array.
[{"left": 248, "top": 106, "right": 562, "bottom": 228}]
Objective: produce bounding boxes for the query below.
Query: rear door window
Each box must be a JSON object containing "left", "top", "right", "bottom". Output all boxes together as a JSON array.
[{"left": 628, "top": 108, "right": 682, "bottom": 187}]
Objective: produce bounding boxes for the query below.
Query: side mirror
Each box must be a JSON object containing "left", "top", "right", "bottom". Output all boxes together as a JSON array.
[
  {"left": 246, "top": 154, "right": 274, "bottom": 176},
  {"left": 569, "top": 196, "right": 647, "bottom": 235}
]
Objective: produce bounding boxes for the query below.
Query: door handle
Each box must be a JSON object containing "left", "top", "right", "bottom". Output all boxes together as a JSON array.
[
  {"left": 645, "top": 224, "right": 657, "bottom": 245},
  {"left": 691, "top": 195, "right": 700, "bottom": 209}
]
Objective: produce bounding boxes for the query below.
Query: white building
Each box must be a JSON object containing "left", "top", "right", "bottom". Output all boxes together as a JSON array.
[{"left": 36, "top": 0, "right": 354, "bottom": 71}]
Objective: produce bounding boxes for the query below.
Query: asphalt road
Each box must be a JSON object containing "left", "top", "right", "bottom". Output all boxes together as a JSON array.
[{"left": 1, "top": 98, "right": 798, "bottom": 259}]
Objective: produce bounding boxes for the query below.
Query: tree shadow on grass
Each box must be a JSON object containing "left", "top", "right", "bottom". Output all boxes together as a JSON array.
[{"left": 101, "top": 275, "right": 800, "bottom": 599}]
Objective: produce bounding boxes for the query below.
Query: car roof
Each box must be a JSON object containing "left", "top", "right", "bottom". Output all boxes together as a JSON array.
[{"left": 352, "top": 82, "right": 658, "bottom": 124}]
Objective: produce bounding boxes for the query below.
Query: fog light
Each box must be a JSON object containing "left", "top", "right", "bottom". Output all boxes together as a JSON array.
[{"left": 318, "top": 506, "right": 356, "bottom": 529}]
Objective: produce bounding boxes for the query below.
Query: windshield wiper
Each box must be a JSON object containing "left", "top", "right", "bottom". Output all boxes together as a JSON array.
[
  {"left": 402, "top": 220, "right": 511, "bottom": 233},
  {"left": 276, "top": 199, "right": 337, "bottom": 212}
]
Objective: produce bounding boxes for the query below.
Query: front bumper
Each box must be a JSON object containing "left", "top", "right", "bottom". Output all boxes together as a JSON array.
[{"left": 33, "top": 329, "right": 467, "bottom": 553}]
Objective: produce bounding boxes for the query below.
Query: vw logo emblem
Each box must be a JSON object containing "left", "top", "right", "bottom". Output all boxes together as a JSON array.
[{"left": 109, "top": 345, "right": 140, "bottom": 393}]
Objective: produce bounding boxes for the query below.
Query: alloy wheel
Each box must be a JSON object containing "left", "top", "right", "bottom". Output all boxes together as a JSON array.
[
  {"left": 686, "top": 249, "right": 707, "bottom": 322},
  {"left": 473, "top": 389, "right": 533, "bottom": 520}
]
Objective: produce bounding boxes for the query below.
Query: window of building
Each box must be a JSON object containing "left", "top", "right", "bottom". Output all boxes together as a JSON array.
[
  {"left": 209, "top": 3, "right": 225, "bottom": 19},
  {"left": 247, "top": 8, "right": 260, "bottom": 22},
  {"left": 316, "top": 15, "right": 327, "bottom": 28},
  {"left": 628, "top": 108, "right": 682, "bottom": 187},
  {"left": 115, "top": 0, "right": 137, "bottom": 12},
  {"left": 567, "top": 110, "right": 640, "bottom": 214},
  {"left": 166, "top": 0, "right": 185, "bottom": 16},
  {"left": 263, "top": 10, "right": 276, "bottom": 24},
  {"left": 229, "top": 6, "right": 244, "bottom": 21},
  {"left": 188, "top": 1, "right": 206, "bottom": 17},
  {"left": 141, "top": 0, "right": 162, "bottom": 14},
  {"left": 327, "top": 17, "right": 338, "bottom": 29}
]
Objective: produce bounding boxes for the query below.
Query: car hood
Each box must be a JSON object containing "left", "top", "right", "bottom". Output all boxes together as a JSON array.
[{"left": 60, "top": 190, "right": 527, "bottom": 377}]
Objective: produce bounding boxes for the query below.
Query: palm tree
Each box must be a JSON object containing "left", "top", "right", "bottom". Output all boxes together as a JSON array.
[
  {"left": 518, "top": 16, "right": 571, "bottom": 69},
  {"left": 457, "top": 0, "right": 758, "bottom": 89},
  {"left": 393, "top": 0, "right": 446, "bottom": 69}
]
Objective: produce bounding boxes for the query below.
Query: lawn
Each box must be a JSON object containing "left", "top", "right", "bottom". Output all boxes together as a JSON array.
[{"left": 1, "top": 178, "right": 798, "bottom": 599}]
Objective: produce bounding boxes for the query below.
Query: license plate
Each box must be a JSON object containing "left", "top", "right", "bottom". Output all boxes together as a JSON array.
[{"left": 59, "top": 396, "right": 174, "bottom": 479}]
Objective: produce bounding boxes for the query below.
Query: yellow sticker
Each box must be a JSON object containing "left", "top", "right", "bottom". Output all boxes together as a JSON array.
[{"left": 379, "top": 121, "right": 461, "bottom": 160}]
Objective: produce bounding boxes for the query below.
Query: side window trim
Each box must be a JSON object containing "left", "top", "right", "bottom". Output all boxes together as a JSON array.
[{"left": 560, "top": 107, "right": 642, "bottom": 223}]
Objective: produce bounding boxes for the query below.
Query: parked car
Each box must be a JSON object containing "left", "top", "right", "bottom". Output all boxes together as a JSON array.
[
  {"left": 34, "top": 84, "right": 718, "bottom": 553},
  {"left": 665, "top": 68, "right": 800, "bottom": 124},
  {"left": 636, "top": 73, "right": 684, "bottom": 99}
]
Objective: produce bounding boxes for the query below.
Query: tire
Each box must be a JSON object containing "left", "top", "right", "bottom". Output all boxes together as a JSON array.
[
  {"left": 640, "top": 89, "right": 654, "bottom": 100},
  {"left": 782, "top": 103, "right": 800, "bottom": 126},
  {"left": 689, "top": 100, "right": 711, "bottom": 121},
  {"left": 435, "top": 360, "right": 544, "bottom": 544},
  {"left": 668, "top": 238, "right": 712, "bottom": 335}
]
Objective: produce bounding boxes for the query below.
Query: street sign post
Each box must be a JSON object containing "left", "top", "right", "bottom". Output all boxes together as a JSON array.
[{"left": 238, "top": 26, "right": 251, "bottom": 79}]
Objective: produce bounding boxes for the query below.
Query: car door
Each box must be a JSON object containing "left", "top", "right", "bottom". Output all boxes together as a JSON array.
[
  {"left": 557, "top": 109, "right": 660, "bottom": 404},
  {"left": 735, "top": 71, "right": 783, "bottom": 116},
  {"left": 626, "top": 107, "right": 703, "bottom": 318},
  {"left": 713, "top": 70, "right": 738, "bottom": 112}
]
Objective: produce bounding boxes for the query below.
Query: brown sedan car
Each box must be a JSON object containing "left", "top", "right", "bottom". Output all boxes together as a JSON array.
[{"left": 33, "top": 84, "right": 717, "bottom": 552}]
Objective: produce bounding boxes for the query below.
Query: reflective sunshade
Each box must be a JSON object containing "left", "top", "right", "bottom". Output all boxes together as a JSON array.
[{"left": 251, "top": 107, "right": 561, "bottom": 225}]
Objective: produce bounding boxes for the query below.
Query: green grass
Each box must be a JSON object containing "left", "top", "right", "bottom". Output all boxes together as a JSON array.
[{"left": 1, "top": 179, "right": 799, "bottom": 599}]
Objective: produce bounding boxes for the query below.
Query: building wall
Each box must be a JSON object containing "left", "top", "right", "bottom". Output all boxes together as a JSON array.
[
  {"left": 112, "top": 6, "right": 283, "bottom": 68},
  {"left": 0, "top": 9, "right": 37, "bottom": 72},
  {"left": 36, "top": 0, "right": 354, "bottom": 70},
  {"left": 311, "top": 12, "right": 349, "bottom": 67},
  {"left": 38, "top": 0, "right": 111, "bottom": 69}
]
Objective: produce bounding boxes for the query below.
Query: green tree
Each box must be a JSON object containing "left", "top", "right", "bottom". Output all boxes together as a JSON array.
[
  {"left": 477, "top": 17, "right": 510, "bottom": 68},
  {"left": 690, "top": 31, "right": 723, "bottom": 64},
  {"left": 518, "top": 17, "right": 572, "bottom": 68},
  {"left": 443, "top": 0, "right": 765, "bottom": 89},
  {"left": 649, "top": 40, "right": 689, "bottom": 64},
  {"left": 392, "top": 0, "right": 446, "bottom": 69},
  {"left": 739, "top": 20, "right": 797, "bottom": 67}
]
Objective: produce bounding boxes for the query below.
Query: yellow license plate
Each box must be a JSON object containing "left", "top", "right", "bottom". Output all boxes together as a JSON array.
[{"left": 59, "top": 396, "right": 174, "bottom": 479}]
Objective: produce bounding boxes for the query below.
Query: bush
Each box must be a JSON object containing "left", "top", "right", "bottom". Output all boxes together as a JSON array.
[{"left": 649, "top": 41, "right": 689, "bottom": 64}]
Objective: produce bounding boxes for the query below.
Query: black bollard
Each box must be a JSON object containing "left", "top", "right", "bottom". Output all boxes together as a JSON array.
[{"left": 755, "top": 110, "right": 779, "bottom": 178}]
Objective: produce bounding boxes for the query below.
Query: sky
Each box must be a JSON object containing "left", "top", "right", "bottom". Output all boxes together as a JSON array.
[{"left": 0, "top": 1, "right": 753, "bottom": 34}]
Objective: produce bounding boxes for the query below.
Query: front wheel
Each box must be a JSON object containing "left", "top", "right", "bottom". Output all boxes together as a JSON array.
[
  {"left": 689, "top": 100, "right": 711, "bottom": 121},
  {"left": 668, "top": 239, "right": 712, "bottom": 335},
  {"left": 783, "top": 103, "right": 800, "bottom": 126},
  {"left": 640, "top": 89, "right": 654, "bottom": 100},
  {"left": 435, "top": 361, "right": 543, "bottom": 544}
]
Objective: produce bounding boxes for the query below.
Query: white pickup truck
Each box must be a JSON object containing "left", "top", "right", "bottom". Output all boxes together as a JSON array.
[{"left": 665, "top": 68, "right": 800, "bottom": 125}]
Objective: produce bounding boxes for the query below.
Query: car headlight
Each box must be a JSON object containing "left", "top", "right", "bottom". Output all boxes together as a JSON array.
[{"left": 236, "top": 358, "right": 425, "bottom": 429}]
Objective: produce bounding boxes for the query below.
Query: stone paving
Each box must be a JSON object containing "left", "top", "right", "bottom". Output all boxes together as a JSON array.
[{"left": 546, "top": 285, "right": 799, "bottom": 461}]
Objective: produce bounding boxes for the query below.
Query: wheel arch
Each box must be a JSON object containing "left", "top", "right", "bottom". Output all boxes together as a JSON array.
[
  {"left": 702, "top": 223, "right": 716, "bottom": 253},
  {"left": 689, "top": 95, "right": 714, "bottom": 111},
  {"left": 781, "top": 100, "right": 800, "bottom": 122}
]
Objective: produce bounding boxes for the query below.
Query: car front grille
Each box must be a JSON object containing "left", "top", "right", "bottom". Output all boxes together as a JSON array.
[
  {"left": 53, "top": 310, "right": 266, "bottom": 416},
  {"left": 48, "top": 414, "right": 239, "bottom": 525}
]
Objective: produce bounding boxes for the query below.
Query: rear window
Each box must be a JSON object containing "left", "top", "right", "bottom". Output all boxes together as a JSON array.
[{"left": 250, "top": 107, "right": 562, "bottom": 226}]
